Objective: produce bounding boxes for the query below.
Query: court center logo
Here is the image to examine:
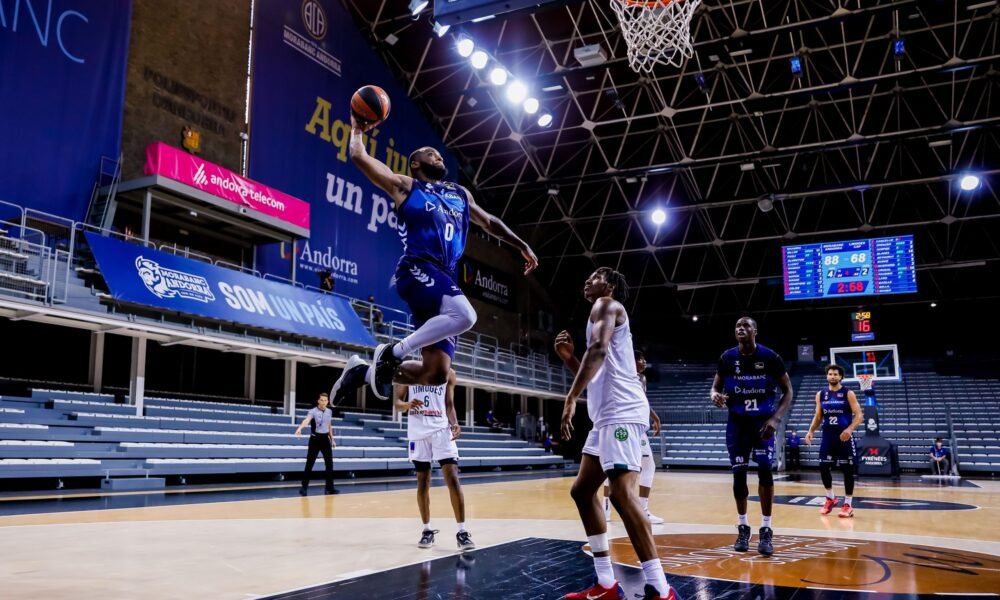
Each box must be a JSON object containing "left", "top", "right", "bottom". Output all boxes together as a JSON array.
[
  {"left": 135, "top": 257, "right": 216, "bottom": 303},
  {"left": 614, "top": 427, "right": 629, "bottom": 442},
  {"left": 301, "top": 0, "right": 327, "bottom": 40}
]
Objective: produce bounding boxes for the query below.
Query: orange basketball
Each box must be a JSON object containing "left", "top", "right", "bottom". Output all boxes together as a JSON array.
[{"left": 351, "top": 85, "right": 391, "bottom": 126}]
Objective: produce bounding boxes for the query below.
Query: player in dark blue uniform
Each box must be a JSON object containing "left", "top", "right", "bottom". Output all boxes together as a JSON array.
[
  {"left": 805, "top": 364, "right": 862, "bottom": 518},
  {"left": 711, "top": 317, "right": 793, "bottom": 556},
  {"left": 329, "top": 116, "right": 538, "bottom": 402}
]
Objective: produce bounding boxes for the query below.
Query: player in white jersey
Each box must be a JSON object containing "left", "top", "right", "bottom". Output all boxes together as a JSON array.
[
  {"left": 601, "top": 351, "right": 664, "bottom": 524},
  {"left": 555, "top": 268, "right": 679, "bottom": 600},
  {"left": 393, "top": 369, "right": 475, "bottom": 552}
]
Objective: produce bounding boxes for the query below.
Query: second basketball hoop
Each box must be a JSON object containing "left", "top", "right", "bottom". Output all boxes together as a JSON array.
[{"left": 610, "top": 0, "right": 701, "bottom": 73}]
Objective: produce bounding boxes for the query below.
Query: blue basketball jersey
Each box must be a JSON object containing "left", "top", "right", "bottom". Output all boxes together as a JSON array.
[
  {"left": 397, "top": 180, "right": 471, "bottom": 273},
  {"left": 717, "top": 344, "right": 786, "bottom": 416},
  {"left": 820, "top": 387, "right": 852, "bottom": 430}
]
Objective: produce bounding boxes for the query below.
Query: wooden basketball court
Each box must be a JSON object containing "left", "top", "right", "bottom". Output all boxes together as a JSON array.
[{"left": 2, "top": 471, "right": 997, "bottom": 598}]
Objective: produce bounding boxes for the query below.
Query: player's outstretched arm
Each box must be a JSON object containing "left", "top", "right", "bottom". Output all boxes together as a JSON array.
[
  {"left": 294, "top": 414, "right": 313, "bottom": 436},
  {"left": 553, "top": 330, "right": 581, "bottom": 375},
  {"left": 710, "top": 374, "right": 728, "bottom": 408},
  {"left": 805, "top": 392, "right": 822, "bottom": 444},
  {"left": 762, "top": 373, "right": 795, "bottom": 439},
  {"left": 466, "top": 192, "right": 539, "bottom": 275},
  {"left": 844, "top": 390, "right": 863, "bottom": 441},
  {"left": 349, "top": 117, "right": 411, "bottom": 206},
  {"left": 446, "top": 369, "right": 461, "bottom": 441}
]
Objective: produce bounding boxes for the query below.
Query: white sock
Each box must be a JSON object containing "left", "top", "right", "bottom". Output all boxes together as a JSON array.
[
  {"left": 640, "top": 496, "right": 650, "bottom": 511},
  {"left": 737, "top": 513, "right": 749, "bottom": 526},
  {"left": 457, "top": 522, "right": 465, "bottom": 532},
  {"left": 593, "top": 555, "right": 615, "bottom": 588},
  {"left": 423, "top": 522, "right": 432, "bottom": 532},
  {"left": 395, "top": 295, "right": 476, "bottom": 358},
  {"left": 761, "top": 515, "right": 772, "bottom": 528},
  {"left": 825, "top": 488, "right": 835, "bottom": 500},
  {"left": 640, "top": 558, "right": 670, "bottom": 596},
  {"left": 845, "top": 496, "right": 853, "bottom": 506}
]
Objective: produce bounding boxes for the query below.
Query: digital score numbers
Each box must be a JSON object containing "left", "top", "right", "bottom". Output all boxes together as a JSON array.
[
  {"left": 851, "top": 310, "right": 874, "bottom": 342},
  {"left": 782, "top": 235, "right": 917, "bottom": 300}
]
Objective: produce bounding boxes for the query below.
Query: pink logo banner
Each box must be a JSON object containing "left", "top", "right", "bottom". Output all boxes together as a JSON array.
[{"left": 144, "top": 142, "right": 310, "bottom": 230}]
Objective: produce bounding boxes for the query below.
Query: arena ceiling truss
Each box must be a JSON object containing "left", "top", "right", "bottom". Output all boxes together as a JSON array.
[{"left": 344, "top": 0, "right": 1000, "bottom": 317}]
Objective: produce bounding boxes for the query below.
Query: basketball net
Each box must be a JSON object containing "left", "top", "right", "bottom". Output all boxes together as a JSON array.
[
  {"left": 610, "top": 0, "right": 701, "bottom": 73},
  {"left": 857, "top": 373, "right": 875, "bottom": 393}
]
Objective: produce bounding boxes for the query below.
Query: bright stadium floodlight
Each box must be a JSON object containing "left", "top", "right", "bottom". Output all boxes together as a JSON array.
[
  {"left": 960, "top": 174, "right": 981, "bottom": 191},
  {"left": 433, "top": 21, "right": 450, "bottom": 37},
  {"left": 537, "top": 113, "right": 553, "bottom": 127},
  {"left": 651, "top": 208, "right": 667, "bottom": 225},
  {"left": 470, "top": 50, "right": 489, "bottom": 69},
  {"left": 506, "top": 80, "right": 528, "bottom": 104},
  {"left": 692, "top": 315, "right": 699, "bottom": 322},
  {"left": 456, "top": 37, "right": 475, "bottom": 58},
  {"left": 489, "top": 67, "right": 508, "bottom": 86},
  {"left": 409, "top": 0, "right": 429, "bottom": 16},
  {"left": 523, "top": 97, "right": 539, "bottom": 114}
]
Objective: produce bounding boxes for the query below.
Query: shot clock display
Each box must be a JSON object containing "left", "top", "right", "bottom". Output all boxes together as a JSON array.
[
  {"left": 782, "top": 235, "right": 917, "bottom": 300},
  {"left": 851, "top": 310, "right": 875, "bottom": 342}
]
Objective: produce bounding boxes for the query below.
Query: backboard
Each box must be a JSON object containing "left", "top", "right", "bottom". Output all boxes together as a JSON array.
[{"left": 828, "top": 344, "right": 901, "bottom": 384}]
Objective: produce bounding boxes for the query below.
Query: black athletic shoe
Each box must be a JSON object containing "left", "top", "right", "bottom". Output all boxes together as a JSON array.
[
  {"left": 418, "top": 529, "right": 439, "bottom": 549},
  {"left": 330, "top": 355, "right": 368, "bottom": 405},
  {"left": 733, "top": 524, "right": 751, "bottom": 552},
  {"left": 299, "top": 486, "right": 308, "bottom": 496},
  {"left": 456, "top": 531, "right": 476, "bottom": 552},
  {"left": 642, "top": 583, "right": 682, "bottom": 599},
  {"left": 325, "top": 487, "right": 339, "bottom": 495},
  {"left": 757, "top": 526, "right": 774, "bottom": 556},
  {"left": 370, "top": 343, "right": 401, "bottom": 400}
]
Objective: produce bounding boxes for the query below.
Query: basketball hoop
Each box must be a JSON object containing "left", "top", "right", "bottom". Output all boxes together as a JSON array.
[
  {"left": 610, "top": 0, "right": 701, "bottom": 73},
  {"left": 857, "top": 373, "right": 875, "bottom": 393}
]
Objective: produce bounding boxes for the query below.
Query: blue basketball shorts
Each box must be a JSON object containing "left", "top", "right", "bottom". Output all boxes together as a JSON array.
[
  {"left": 726, "top": 414, "right": 776, "bottom": 469},
  {"left": 393, "top": 258, "right": 465, "bottom": 359}
]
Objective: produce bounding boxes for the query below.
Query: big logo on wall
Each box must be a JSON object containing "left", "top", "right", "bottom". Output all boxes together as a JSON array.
[{"left": 248, "top": 0, "right": 460, "bottom": 314}]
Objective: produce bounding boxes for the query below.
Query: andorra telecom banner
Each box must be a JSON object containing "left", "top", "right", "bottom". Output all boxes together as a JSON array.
[{"left": 248, "top": 0, "right": 460, "bottom": 314}]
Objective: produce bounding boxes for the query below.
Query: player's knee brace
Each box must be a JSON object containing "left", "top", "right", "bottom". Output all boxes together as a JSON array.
[
  {"left": 820, "top": 463, "right": 833, "bottom": 489},
  {"left": 842, "top": 464, "right": 855, "bottom": 495},
  {"left": 757, "top": 464, "right": 774, "bottom": 487},
  {"left": 639, "top": 454, "right": 656, "bottom": 488},
  {"left": 413, "top": 460, "right": 432, "bottom": 472},
  {"left": 732, "top": 468, "right": 749, "bottom": 500}
]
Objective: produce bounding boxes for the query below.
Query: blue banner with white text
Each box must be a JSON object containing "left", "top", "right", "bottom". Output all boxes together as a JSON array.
[
  {"left": 85, "top": 232, "right": 376, "bottom": 348},
  {"left": 248, "top": 0, "right": 459, "bottom": 315},
  {"left": 0, "top": 0, "right": 131, "bottom": 219}
]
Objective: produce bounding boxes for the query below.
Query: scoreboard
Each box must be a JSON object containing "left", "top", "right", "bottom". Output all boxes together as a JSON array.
[{"left": 782, "top": 235, "right": 917, "bottom": 301}]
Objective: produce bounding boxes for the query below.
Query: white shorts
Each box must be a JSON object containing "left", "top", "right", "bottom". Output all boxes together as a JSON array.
[
  {"left": 640, "top": 432, "right": 652, "bottom": 458},
  {"left": 582, "top": 423, "right": 646, "bottom": 472},
  {"left": 408, "top": 428, "right": 459, "bottom": 464}
]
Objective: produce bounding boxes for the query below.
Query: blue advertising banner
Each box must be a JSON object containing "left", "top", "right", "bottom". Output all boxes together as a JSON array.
[
  {"left": 0, "top": 0, "right": 131, "bottom": 219},
  {"left": 85, "top": 232, "right": 376, "bottom": 348},
  {"left": 248, "top": 0, "right": 459, "bottom": 314}
]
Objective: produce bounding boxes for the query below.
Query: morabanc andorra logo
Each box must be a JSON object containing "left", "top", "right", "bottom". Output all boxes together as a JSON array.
[{"left": 614, "top": 427, "right": 629, "bottom": 442}]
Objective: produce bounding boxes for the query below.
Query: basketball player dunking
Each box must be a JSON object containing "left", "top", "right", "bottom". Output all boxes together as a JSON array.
[
  {"left": 805, "top": 364, "right": 862, "bottom": 518},
  {"left": 329, "top": 116, "right": 539, "bottom": 404},
  {"left": 393, "top": 369, "right": 475, "bottom": 551},
  {"left": 555, "top": 268, "right": 679, "bottom": 600},
  {"left": 711, "top": 317, "right": 793, "bottom": 556}
]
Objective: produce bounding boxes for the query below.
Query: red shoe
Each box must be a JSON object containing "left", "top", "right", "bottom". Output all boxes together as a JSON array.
[
  {"left": 820, "top": 497, "right": 838, "bottom": 515},
  {"left": 642, "top": 583, "right": 684, "bottom": 599},
  {"left": 839, "top": 503, "right": 854, "bottom": 518},
  {"left": 564, "top": 581, "right": 624, "bottom": 600}
]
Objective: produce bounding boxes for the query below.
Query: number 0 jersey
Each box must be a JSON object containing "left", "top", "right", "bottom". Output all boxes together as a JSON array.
[
  {"left": 716, "top": 344, "right": 786, "bottom": 417},
  {"left": 397, "top": 180, "right": 471, "bottom": 273}
]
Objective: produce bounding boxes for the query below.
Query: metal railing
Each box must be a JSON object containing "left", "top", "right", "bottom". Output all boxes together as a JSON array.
[{"left": 0, "top": 198, "right": 570, "bottom": 395}]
